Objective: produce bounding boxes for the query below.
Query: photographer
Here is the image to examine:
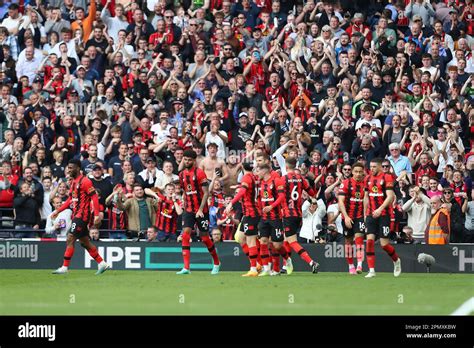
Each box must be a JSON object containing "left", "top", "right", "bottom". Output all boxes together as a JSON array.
[{"left": 299, "top": 197, "right": 326, "bottom": 243}]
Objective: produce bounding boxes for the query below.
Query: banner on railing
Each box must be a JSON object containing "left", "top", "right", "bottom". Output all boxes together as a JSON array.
[{"left": 0, "top": 241, "right": 473, "bottom": 273}]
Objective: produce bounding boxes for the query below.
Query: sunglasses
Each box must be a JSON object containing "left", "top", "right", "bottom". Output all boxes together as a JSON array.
[
  {"left": 343, "top": 168, "right": 351, "bottom": 171},
  {"left": 382, "top": 165, "right": 390, "bottom": 168},
  {"left": 443, "top": 191, "right": 452, "bottom": 194},
  {"left": 165, "top": 16, "right": 173, "bottom": 18},
  {"left": 333, "top": 142, "right": 340, "bottom": 145},
  {"left": 190, "top": 23, "right": 197, "bottom": 26}
]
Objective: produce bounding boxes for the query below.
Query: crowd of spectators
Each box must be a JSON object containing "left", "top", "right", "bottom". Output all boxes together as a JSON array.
[{"left": 0, "top": 0, "right": 472, "bottom": 244}]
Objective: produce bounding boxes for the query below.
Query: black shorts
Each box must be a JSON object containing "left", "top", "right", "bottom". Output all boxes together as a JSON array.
[
  {"left": 182, "top": 211, "right": 210, "bottom": 233},
  {"left": 258, "top": 219, "right": 284, "bottom": 242},
  {"left": 343, "top": 217, "right": 366, "bottom": 238},
  {"left": 241, "top": 216, "right": 260, "bottom": 236},
  {"left": 365, "top": 215, "right": 391, "bottom": 238},
  {"left": 283, "top": 217, "right": 302, "bottom": 237},
  {"left": 69, "top": 218, "right": 89, "bottom": 239}
]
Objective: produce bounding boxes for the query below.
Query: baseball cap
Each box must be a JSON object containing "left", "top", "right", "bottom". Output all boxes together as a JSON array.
[
  {"left": 238, "top": 112, "right": 248, "bottom": 119},
  {"left": 33, "top": 76, "right": 43, "bottom": 84},
  {"left": 449, "top": 9, "right": 458, "bottom": 14},
  {"left": 361, "top": 122, "right": 371, "bottom": 128},
  {"left": 92, "top": 164, "right": 103, "bottom": 171},
  {"left": 76, "top": 65, "right": 86, "bottom": 71},
  {"left": 133, "top": 131, "right": 143, "bottom": 137},
  {"left": 146, "top": 156, "right": 156, "bottom": 163}
]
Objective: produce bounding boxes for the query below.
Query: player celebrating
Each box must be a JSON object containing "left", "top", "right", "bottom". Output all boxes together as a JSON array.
[
  {"left": 256, "top": 163, "right": 285, "bottom": 276},
  {"left": 226, "top": 162, "right": 261, "bottom": 277},
  {"left": 338, "top": 162, "right": 366, "bottom": 275},
  {"left": 177, "top": 149, "right": 221, "bottom": 275},
  {"left": 279, "top": 157, "right": 320, "bottom": 274},
  {"left": 364, "top": 158, "right": 401, "bottom": 278},
  {"left": 52, "top": 159, "right": 109, "bottom": 275}
]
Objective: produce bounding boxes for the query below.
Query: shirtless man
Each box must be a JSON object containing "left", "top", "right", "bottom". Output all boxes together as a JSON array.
[
  {"left": 223, "top": 154, "right": 242, "bottom": 195},
  {"left": 199, "top": 143, "right": 229, "bottom": 181}
]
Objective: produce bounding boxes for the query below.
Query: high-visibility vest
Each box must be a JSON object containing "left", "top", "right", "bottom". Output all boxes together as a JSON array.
[{"left": 428, "top": 208, "right": 450, "bottom": 245}]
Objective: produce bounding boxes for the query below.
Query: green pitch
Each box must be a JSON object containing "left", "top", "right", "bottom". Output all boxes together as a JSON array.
[{"left": 0, "top": 270, "right": 472, "bottom": 315}]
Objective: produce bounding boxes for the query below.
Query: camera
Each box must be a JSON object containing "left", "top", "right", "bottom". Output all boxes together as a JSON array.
[{"left": 215, "top": 168, "right": 222, "bottom": 177}]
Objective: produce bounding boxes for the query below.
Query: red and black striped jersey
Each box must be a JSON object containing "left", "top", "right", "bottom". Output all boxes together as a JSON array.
[
  {"left": 107, "top": 185, "right": 132, "bottom": 230},
  {"left": 179, "top": 167, "right": 209, "bottom": 214},
  {"left": 210, "top": 190, "right": 225, "bottom": 209},
  {"left": 155, "top": 193, "right": 180, "bottom": 234},
  {"left": 365, "top": 172, "right": 394, "bottom": 217},
  {"left": 237, "top": 173, "right": 260, "bottom": 218},
  {"left": 279, "top": 172, "right": 314, "bottom": 218},
  {"left": 258, "top": 176, "right": 284, "bottom": 220},
  {"left": 217, "top": 207, "right": 236, "bottom": 240},
  {"left": 69, "top": 175, "right": 97, "bottom": 223},
  {"left": 338, "top": 178, "right": 365, "bottom": 219}
]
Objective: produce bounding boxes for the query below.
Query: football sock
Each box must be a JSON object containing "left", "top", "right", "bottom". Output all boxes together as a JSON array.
[
  {"left": 201, "top": 235, "right": 220, "bottom": 265},
  {"left": 256, "top": 238, "right": 262, "bottom": 264},
  {"left": 382, "top": 244, "right": 399, "bottom": 262},
  {"left": 260, "top": 243, "right": 270, "bottom": 266},
  {"left": 87, "top": 246, "right": 103, "bottom": 264},
  {"left": 248, "top": 246, "right": 258, "bottom": 268},
  {"left": 242, "top": 243, "right": 250, "bottom": 265},
  {"left": 62, "top": 246, "right": 74, "bottom": 267},
  {"left": 283, "top": 241, "right": 292, "bottom": 257},
  {"left": 271, "top": 250, "right": 280, "bottom": 273},
  {"left": 366, "top": 239, "right": 375, "bottom": 270},
  {"left": 345, "top": 242, "right": 354, "bottom": 266},
  {"left": 355, "top": 236, "right": 364, "bottom": 265},
  {"left": 279, "top": 246, "right": 288, "bottom": 260},
  {"left": 182, "top": 233, "right": 191, "bottom": 270},
  {"left": 289, "top": 241, "right": 313, "bottom": 265}
]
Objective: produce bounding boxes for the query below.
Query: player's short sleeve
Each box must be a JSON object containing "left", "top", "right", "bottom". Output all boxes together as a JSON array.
[
  {"left": 302, "top": 176, "right": 311, "bottom": 191},
  {"left": 197, "top": 169, "right": 209, "bottom": 186},
  {"left": 363, "top": 177, "right": 369, "bottom": 191},
  {"left": 384, "top": 174, "right": 394, "bottom": 190},
  {"left": 338, "top": 180, "right": 348, "bottom": 196},
  {"left": 241, "top": 174, "right": 251, "bottom": 189},
  {"left": 84, "top": 179, "right": 96, "bottom": 196},
  {"left": 276, "top": 177, "right": 285, "bottom": 192}
]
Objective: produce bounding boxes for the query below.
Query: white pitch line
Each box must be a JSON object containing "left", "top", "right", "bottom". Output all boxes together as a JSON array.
[{"left": 450, "top": 297, "right": 474, "bottom": 315}]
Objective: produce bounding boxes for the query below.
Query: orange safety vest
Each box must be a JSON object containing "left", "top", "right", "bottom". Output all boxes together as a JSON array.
[{"left": 428, "top": 208, "right": 450, "bottom": 245}]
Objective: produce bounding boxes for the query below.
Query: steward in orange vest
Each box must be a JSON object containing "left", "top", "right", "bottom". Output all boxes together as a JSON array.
[{"left": 425, "top": 196, "right": 450, "bottom": 244}]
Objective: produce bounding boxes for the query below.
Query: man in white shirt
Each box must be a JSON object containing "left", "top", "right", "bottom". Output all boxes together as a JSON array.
[
  {"left": 101, "top": 2, "right": 129, "bottom": 42},
  {"left": 402, "top": 185, "right": 432, "bottom": 242},
  {"left": 204, "top": 120, "right": 228, "bottom": 160},
  {"left": 1, "top": 3, "right": 22, "bottom": 35},
  {"left": 15, "top": 47, "right": 42, "bottom": 84}
]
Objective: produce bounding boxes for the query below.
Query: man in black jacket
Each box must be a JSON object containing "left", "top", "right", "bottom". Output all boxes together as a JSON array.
[
  {"left": 13, "top": 182, "right": 41, "bottom": 238},
  {"left": 16, "top": 166, "right": 43, "bottom": 208}
]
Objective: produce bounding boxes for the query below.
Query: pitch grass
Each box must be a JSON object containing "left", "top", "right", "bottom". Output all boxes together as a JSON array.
[{"left": 0, "top": 270, "right": 472, "bottom": 315}]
